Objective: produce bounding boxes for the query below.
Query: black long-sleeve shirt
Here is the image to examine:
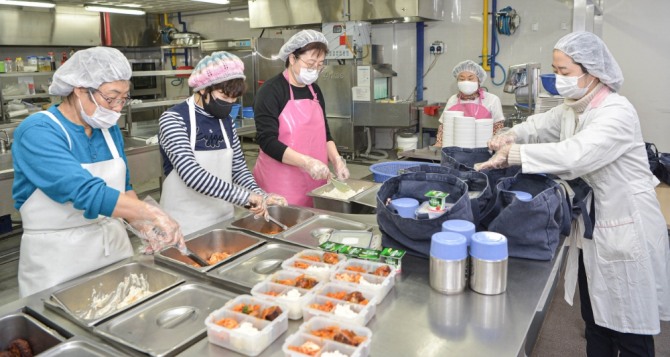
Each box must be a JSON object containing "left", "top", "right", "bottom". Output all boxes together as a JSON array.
[{"left": 254, "top": 71, "right": 334, "bottom": 162}]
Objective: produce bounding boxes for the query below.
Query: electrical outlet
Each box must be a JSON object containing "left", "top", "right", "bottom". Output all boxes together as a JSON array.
[
  {"left": 532, "top": 23, "right": 539, "bottom": 31},
  {"left": 432, "top": 41, "right": 445, "bottom": 54}
]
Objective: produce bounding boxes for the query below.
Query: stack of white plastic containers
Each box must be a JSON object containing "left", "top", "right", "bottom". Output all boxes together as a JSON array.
[
  {"left": 206, "top": 248, "right": 397, "bottom": 356},
  {"left": 440, "top": 110, "right": 494, "bottom": 148}
]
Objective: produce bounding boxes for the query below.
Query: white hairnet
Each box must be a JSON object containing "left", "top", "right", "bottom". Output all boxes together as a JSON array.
[
  {"left": 554, "top": 31, "right": 623, "bottom": 91},
  {"left": 275, "top": 30, "right": 328, "bottom": 61},
  {"left": 452, "top": 60, "right": 487, "bottom": 84},
  {"left": 49, "top": 46, "right": 132, "bottom": 96}
]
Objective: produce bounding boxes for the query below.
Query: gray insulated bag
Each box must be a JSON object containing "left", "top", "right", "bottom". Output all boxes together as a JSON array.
[{"left": 377, "top": 171, "right": 473, "bottom": 258}]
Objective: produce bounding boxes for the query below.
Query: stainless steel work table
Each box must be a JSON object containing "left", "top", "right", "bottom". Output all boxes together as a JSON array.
[{"left": 0, "top": 210, "right": 566, "bottom": 357}]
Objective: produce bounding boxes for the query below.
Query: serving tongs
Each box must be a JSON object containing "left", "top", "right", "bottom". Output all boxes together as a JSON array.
[
  {"left": 184, "top": 247, "right": 209, "bottom": 267},
  {"left": 330, "top": 175, "right": 353, "bottom": 193},
  {"left": 244, "top": 202, "right": 289, "bottom": 231}
]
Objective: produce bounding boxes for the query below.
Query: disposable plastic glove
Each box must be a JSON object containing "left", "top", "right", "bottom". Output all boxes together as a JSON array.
[
  {"left": 332, "top": 156, "right": 350, "bottom": 180},
  {"left": 265, "top": 193, "right": 288, "bottom": 207},
  {"left": 299, "top": 154, "right": 331, "bottom": 180},
  {"left": 488, "top": 127, "right": 517, "bottom": 151},
  {"left": 246, "top": 192, "right": 269, "bottom": 219},
  {"left": 126, "top": 197, "right": 185, "bottom": 255},
  {"left": 474, "top": 144, "right": 512, "bottom": 171}
]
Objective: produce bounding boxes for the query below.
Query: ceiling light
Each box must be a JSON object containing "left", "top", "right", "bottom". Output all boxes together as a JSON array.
[
  {"left": 0, "top": 0, "right": 55, "bottom": 8},
  {"left": 191, "top": 0, "right": 230, "bottom": 4},
  {"left": 84, "top": 5, "right": 145, "bottom": 15}
]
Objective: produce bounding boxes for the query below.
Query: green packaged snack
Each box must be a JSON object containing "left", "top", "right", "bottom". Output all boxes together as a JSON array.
[
  {"left": 380, "top": 247, "right": 407, "bottom": 271},
  {"left": 338, "top": 245, "right": 363, "bottom": 257},
  {"left": 425, "top": 190, "right": 449, "bottom": 210},
  {"left": 320, "top": 242, "right": 343, "bottom": 252},
  {"left": 357, "top": 249, "right": 381, "bottom": 261}
]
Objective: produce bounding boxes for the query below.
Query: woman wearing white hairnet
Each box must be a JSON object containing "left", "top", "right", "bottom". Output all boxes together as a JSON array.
[
  {"left": 253, "top": 30, "right": 349, "bottom": 207},
  {"left": 12, "top": 47, "right": 185, "bottom": 297},
  {"left": 434, "top": 60, "right": 505, "bottom": 147},
  {"left": 477, "top": 32, "right": 669, "bottom": 356}
]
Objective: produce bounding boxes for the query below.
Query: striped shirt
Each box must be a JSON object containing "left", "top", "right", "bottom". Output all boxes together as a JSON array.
[{"left": 159, "top": 98, "right": 264, "bottom": 206}]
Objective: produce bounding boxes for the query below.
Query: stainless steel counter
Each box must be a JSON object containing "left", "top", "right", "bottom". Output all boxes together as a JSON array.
[{"left": 0, "top": 210, "right": 566, "bottom": 357}]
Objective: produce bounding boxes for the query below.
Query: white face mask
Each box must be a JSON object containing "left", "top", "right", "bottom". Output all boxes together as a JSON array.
[
  {"left": 555, "top": 73, "right": 594, "bottom": 99},
  {"left": 297, "top": 67, "right": 319, "bottom": 85},
  {"left": 457, "top": 81, "right": 479, "bottom": 95},
  {"left": 79, "top": 91, "right": 122, "bottom": 129}
]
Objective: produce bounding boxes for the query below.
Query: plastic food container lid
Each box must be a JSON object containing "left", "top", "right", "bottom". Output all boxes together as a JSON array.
[
  {"left": 430, "top": 232, "right": 467, "bottom": 261},
  {"left": 441, "top": 220, "right": 476, "bottom": 245},
  {"left": 470, "top": 232, "right": 508, "bottom": 261},
  {"left": 391, "top": 197, "right": 418, "bottom": 208},
  {"left": 508, "top": 190, "right": 533, "bottom": 202}
]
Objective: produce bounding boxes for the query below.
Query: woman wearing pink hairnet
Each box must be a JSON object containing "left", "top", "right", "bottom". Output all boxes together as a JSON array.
[
  {"left": 253, "top": 30, "right": 350, "bottom": 207},
  {"left": 477, "top": 32, "right": 669, "bottom": 356},
  {"left": 12, "top": 47, "right": 185, "bottom": 297},
  {"left": 159, "top": 51, "right": 286, "bottom": 236}
]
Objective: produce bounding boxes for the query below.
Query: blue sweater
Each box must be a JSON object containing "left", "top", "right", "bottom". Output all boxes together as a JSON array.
[
  {"left": 159, "top": 99, "right": 263, "bottom": 206},
  {"left": 12, "top": 105, "right": 131, "bottom": 219}
]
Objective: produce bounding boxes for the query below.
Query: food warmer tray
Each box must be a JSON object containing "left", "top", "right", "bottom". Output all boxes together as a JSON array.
[
  {"left": 276, "top": 214, "right": 371, "bottom": 248},
  {"left": 349, "top": 183, "right": 381, "bottom": 210},
  {"left": 93, "top": 283, "right": 236, "bottom": 357},
  {"left": 0, "top": 308, "right": 67, "bottom": 355},
  {"left": 155, "top": 229, "right": 265, "bottom": 274},
  {"left": 39, "top": 336, "right": 123, "bottom": 356},
  {"left": 45, "top": 262, "right": 184, "bottom": 328},
  {"left": 307, "top": 178, "right": 378, "bottom": 214},
  {"left": 229, "top": 205, "right": 315, "bottom": 239},
  {"left": 206, "top": 243, "right": 302, "bottom": 292}
]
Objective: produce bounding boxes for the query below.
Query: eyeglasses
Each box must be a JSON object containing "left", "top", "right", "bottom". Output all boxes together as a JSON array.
[
  {"left": 297, "top": 57, "right": 325, "bottom": 73},
  {"left": 89, "top": 88, "right": 131, "bottom": 108}
]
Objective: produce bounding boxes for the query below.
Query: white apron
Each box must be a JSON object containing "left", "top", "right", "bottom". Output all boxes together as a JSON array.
[
  {"left": 160, "top": 96, "right": 234, "bottom": 235},
  {"left": 18, "top": 111, "right": 132, "bottom": 297}
]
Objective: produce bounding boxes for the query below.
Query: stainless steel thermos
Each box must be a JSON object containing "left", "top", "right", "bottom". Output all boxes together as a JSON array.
[
  {"left": 430, "top": 232, "right": 468, "bottom": 294},
  {"left": 469, "top": 232, "right": 508, "bottom": 295}
]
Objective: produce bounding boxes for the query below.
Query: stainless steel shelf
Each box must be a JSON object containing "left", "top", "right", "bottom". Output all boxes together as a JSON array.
[
  {"left": 128, "top": 99, "right": 183, "bottom": 109},
  {"left": 131, "top": 69, "right": 193, "bottom": 77},
  {"left": 0, "top": 71, "right": 54, "bottom": 78},
  {"left": 3, "top": 93, "right": 53, "bottom": 100}
]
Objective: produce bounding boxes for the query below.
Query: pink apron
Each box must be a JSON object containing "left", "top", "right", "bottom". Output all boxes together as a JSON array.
[
  {"left": 448, "top": 89, "right": 492, "bottom": 119},
  {"left": 253, "top": 71, "right": 328, "bottom": 207}
]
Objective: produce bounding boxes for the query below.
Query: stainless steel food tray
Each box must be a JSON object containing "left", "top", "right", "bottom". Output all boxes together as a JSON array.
[
  {"left": 155, "top": 229, "right": 265, "bottom": 274},
  {"left": 94, "top": 283, "right": 235, "bottom": 357},
  {"left": 277, "top": 214, "right": 371, "bottom": 248},
  {"left": 47, "top": 262, "right": 184, "bottom": 327},
  {"left": 206, "top": 243, "right": 302, "bottom": 291},
  {"left": 0, "top": 309, "right": 66, "bottom": 354},
  {"left": 307, "top": 178, "right": 378, "bottom": 213},
  {"left": 39, "top": 337, "right": 122, "bottom": 356},
  {"left": 229, "top": 205, "right": 315, "bottom": 239},
  {"left": 349, "top": 183, "right": 381, "bottom": 210}
]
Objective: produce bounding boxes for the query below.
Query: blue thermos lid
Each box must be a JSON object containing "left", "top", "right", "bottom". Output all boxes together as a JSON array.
[
  {"left": 431, "top": 232, "right": 468, "bottom": 261},
  {"left": 508, "top": 190, "right": 533, "bottom": 202},
  {"left": 470, "top": 232, "right": 508, "bottom": 261},
  {"left": 441, "top": 219, "right": 476, "bottom": 245}
]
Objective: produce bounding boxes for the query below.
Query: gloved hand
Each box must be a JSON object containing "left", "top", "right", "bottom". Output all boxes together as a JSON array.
[
  {"left": 332, "top": 156, "right": 350, "bottom": 180},
  {"left": 488, "top": 127, "right": 517, "bottom": 151},
  {"left": 474, "top": 144, "right": 512, "bottom": 171},
  {"left": 265, "top": 193, "right": 288, "bottom": 207},
  {"left": 246, "top": 192, "right": 269, "bottom": 219},
  {"left": 298, "top": 154, "right": 331, "bottom": 180},
  {"left": 126, "top": 200, "right": 185, "bottom": 255}
]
